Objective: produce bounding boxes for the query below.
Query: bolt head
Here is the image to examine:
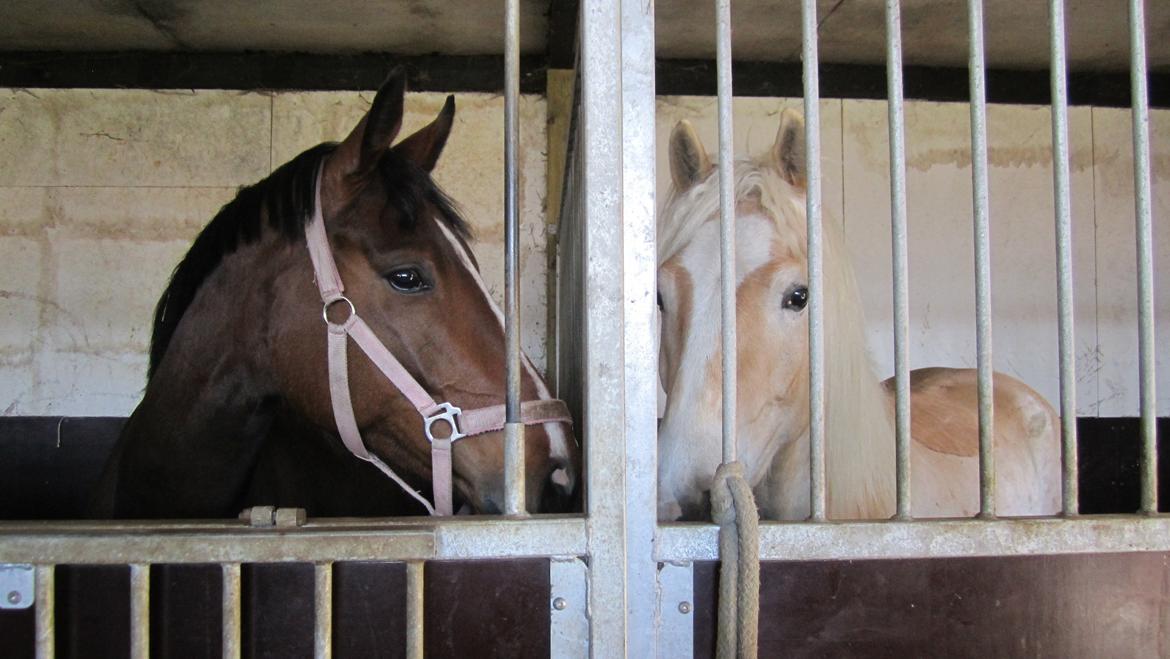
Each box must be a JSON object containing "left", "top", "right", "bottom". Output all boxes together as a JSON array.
[
  {"left": 552, "top": 597, "right": 568, "bottom": 611},
  {"left": 7, "top": 591, "right": 21, "bottom": 605},
  {"left": 678, "top": 601, "right": 692, "bottom": 614}
]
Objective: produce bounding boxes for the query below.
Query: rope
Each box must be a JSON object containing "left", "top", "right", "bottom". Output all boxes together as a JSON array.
[{"left": 710, "top": 461, "right": 760, "bottom": 659}]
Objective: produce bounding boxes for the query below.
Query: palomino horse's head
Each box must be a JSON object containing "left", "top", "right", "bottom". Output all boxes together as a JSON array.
[
  {"left": 657, "top": 110, "right": 893, "bottom": 521},
  {"left": 146, "top": 71, "right": 578, "bottom": 515}
]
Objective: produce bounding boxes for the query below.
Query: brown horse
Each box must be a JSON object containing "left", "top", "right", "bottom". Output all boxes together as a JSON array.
[{"left": 91, "top": 70, "right": 579, "bottom": 518}]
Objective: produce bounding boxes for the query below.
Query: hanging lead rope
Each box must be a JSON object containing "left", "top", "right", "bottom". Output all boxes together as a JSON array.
[{"left": 710, "top": 461, "right": 760, "bottom": 659}]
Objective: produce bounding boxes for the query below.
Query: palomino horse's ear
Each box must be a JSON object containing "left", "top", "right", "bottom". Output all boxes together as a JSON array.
[
  {"left": 669, "top": 120, "right": 713, "bottom": 190},
  {"left": 771, "top": 108, "right": 806, "bottom": 189},
  {"left": 392, "top": 95, "right": 456, "bottom": 173},
  {"left": 331, "top": 68, "right": 407, "bottom": 178}
]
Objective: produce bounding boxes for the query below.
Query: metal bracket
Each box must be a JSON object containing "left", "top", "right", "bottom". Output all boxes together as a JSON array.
[
  {"left": 656, "top": 561, "right": 694, "bottom": 658},
  {"left": 1, "top": 563, "right": 35, "bottom": 610},
  {"left": 550, "top": 557, "right": 589, "bottom": 658},
  {"left": 239, "top": 506, "right": 307, "bottom": 528}
]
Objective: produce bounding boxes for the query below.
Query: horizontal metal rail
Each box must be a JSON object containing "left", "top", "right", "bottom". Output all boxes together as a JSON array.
[
  {"left": 0, "top": 517, "right": 587, "bottom": 564},
  {"left": 656, "top": 516, "right": 1170, "bottom": 562}
]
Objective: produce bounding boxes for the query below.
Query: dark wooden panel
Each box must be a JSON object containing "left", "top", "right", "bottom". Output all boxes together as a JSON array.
[
  {"left": 56, "top": 565, "right": 131, "bottom": 659},
  {"left": 244, "top": 563, "right": 315, "bottom": 659},
  {"left": 0, "top": 417, "right": 123, "bottom": 519},
  {"left": 696, "top": 552, "right": 1170, "bottom": 658},
  {"left": 152, "top": 564, "right": 223, "bottom": 659},
  {"left": 425, "top": 559, "right": 551, "bottom": 659},
  {"left": 334, "top": 562, "right": 408, "bottom": 659}
]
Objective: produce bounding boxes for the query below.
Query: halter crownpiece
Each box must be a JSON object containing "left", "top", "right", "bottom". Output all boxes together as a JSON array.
[{"left": 305, "top": 166, "right": 573, "bottom": 516}]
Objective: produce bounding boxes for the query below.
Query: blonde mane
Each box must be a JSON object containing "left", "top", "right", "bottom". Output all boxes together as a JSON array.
[{"left": 659, "top": 157, "right": 896, "bottom": 519}]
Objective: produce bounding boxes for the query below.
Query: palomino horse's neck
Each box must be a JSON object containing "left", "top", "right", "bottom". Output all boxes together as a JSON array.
[{"left": 90, "top": 237, "right": 287, "bottom": 518}]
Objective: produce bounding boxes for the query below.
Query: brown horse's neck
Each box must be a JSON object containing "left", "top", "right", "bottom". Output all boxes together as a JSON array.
[{"left": 90, "top": 240, "right": 287, "bottom": 518}]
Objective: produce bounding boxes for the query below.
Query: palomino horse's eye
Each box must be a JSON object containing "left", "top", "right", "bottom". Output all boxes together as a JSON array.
[
  {"left": 783, "top": 285, "right": 808, "bottom": 311},
  {"left": 386, "top": 267, "right": 430, "bottom": 293}
]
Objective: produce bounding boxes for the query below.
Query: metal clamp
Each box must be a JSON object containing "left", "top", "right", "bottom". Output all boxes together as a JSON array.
[
  {"left": 425, "top": 402, "right": 465, "bottom": 443},
  {"left": 1, "top": 563, "right": 34, "bottom": 610}
]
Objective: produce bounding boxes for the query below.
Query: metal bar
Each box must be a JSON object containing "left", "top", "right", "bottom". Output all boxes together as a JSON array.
[
  {"left": 406, "top": 561, "right": 425, "bottom": 659},
  {"left": 35, "top": 565, "right": 54, "bottom": 659},
  {"left": 655, "top": 562, "right": 695, "bottom": 659},
  {"left": 0, "top": 517, "right": 588, "bottom": 564},
  {"left": 886, "top": 0, "right": 913, "bottom": 520},
  {"left": 221, "top": 563, "right": 241, "bottom": 659},
  {"left": 620, "top": 0, "right": 660, "bottom": 656},
  {"left": 656, "top": 516, "right": 1170, "bottom": 562},
  {"left": 715, "top": 0, "right": 737, "bottom": 465},
  {"left": 1129, "top": 0, "right": 1158, "bottom": 515},
  {"left": 1049, "top": 0, "right": 1079, "bottom": 516},
  {"left": 550, "top": 558, "right": 590, "bottom": 658},
  {"left": 802, "top": 0, "right": 827, "bottom": 521},
  {"left": 967, "top": 0, "right": 996, "bottom": 518},
  {"left": 314, "top": 562, "right": 332, "bottom": 659},
  {"left": 129, "top": 563, "right": 149, "bottom": 659},
  {"left": 503, "top": 0, "right": 525, "bottom": 516}
]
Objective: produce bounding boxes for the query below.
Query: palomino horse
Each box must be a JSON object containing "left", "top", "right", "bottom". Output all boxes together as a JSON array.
[
  {"left": 656, "top": 110, "right": 1060, "bottom": 521},
  {"left": 91, "top": 70, "right": 579, "bottom": 518}
]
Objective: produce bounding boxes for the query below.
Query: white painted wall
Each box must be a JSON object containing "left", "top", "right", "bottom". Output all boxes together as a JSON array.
[
  {"left": 657, "top": 96, "right": 1169, "bottom": 417},
  {"left": 0, "top": 89, "right": 550, "bottom": 416}
]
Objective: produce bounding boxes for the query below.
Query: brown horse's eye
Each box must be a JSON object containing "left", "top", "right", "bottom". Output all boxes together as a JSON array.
[
  {"left": 783, "top": 285, "right": 808, "bottom": 311},
  {"left": 386, "top": 267, "right": 430, "bottom": 293}
]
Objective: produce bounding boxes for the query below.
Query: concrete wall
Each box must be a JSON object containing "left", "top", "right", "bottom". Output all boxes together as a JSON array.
[
  {"left": 657, "top": 97, "right": 1169, "bottom": 417},
  {"left": 0, "top": 89, "right": 550, "bottom": 416}
]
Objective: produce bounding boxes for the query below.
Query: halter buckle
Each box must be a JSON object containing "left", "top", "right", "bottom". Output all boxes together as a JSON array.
[{"left": 425, "top": 402, "right": 466, "bottom": 444}]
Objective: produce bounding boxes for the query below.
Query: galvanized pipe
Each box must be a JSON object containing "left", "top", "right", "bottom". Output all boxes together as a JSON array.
[
  {"left": 967, "top": 0, "right": 996, "bottom": 518},
  {"left": 314, "top": 562, "right": 333, "bottom": 659},
  {"left": 35, "top": 565, "right": 54, "bottom": 659},
  {"left": 221, "top": 563, "right": 241, "bottom": 659},
  {"left": 406, "top": 561, "right": 425, "bottom": 659},
  {"left": 886, "top": 0, "right": 913, "bottom": 520},
  {"left": 715, "top": 0, "right": 737, "bottom": 465},
  {"left": 1129, "top": 0, "right": 1158, "bottom": 515},
  {"left": 503, "top": 0, "right": 526, "bottom": 516},
  {"left": 1049, "top": 0, "right": 1079, "bottom": 516},
  {"left": 129, "top": 563, "right": 149, "bottom": 659},
  {"left": 802, "top": 0, "right": 827, "bottom": 521}
]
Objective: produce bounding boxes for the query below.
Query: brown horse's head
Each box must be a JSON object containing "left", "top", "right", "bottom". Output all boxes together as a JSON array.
[{"left": 263, "top": 71, "right": 578, "bottom": 514}]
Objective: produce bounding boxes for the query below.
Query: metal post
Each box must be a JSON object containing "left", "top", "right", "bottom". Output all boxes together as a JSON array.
[
  {"left": 886, "top": 0, "right": 913, "bottom": 520},
  {"left": 314, "top": 562, "right": 332, "bottom": 659},
  {"left": 406, "top": 561, "right": 425, "bottom": 659},
  {"left": 503, "top": 0, "right": 526, "bottom": 516},
  {"left": 715, "top": 0, "right": 737, "bottom": 465},
  {"left": 35, "top": 565, "right": 54, "bottom": 659},
  {"left": 1128, "top": 0, "right": 1158, "bottom": 515},
  {"left": 802, "top": 0, "right": 827, "bottom": 522},
  {"left": 967, "top": 0, "right": 996, "bottom": 518},
  {"left": 1049, "top": 0, "right": 1079, "bottom": 516},
  {"left": 221, "top": 563, "right": 241, "bottom": 659},
  {"left": 129, "top": 564, "right": 149, "bottom": 659}
]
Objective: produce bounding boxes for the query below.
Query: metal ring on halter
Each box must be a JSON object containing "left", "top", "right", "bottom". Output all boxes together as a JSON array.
[
  {"left": 425, "top": 402, "right": 466, "bottom": 444},
  {"left": 322, "top": 296, "right": 357, "bottom": 326}
]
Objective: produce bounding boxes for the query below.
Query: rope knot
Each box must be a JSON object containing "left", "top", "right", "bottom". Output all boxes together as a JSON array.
[
  {"left": 710, "top": 461, "right": 747, "bottom": 526},
  {"left": 710, "top": 460, "right": 760, "bottom": 659}
]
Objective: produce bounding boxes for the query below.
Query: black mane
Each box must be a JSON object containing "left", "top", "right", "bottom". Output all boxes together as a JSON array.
[{"left": 148, "top": 144, "right": 471, "bottom": 379}]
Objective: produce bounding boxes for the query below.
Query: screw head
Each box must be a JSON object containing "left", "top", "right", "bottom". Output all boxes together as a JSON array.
[
  {"left": 552, "top": 597, "right": 568, "bottom": 611},
  {"left": 678, "top": 601, "right": 692, "bottom": 614},
  {"left": 7, "top": 591, "right": 21, "bottom": 605}
]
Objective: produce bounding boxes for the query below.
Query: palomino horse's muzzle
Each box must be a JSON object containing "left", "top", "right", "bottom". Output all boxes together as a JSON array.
[{"left": 305, "top": 168, "right": 573, "bottom": 516}]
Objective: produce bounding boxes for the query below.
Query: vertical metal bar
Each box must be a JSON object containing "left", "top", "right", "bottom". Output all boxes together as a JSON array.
[
  {"left": 503, "top": 0, "right": 526, "bottom": 516},
  {"left": 967, "top": 0, "right": 996, "bottom": 518},
  {"left": 314, "top": 562, "right": 332, "bottom": 659},
  {"left": 1129, "top": 0, "right": 1158, "bottom": 514},
  {"left": 886, "top": 0, "right": 913, "bottom": 520},
  {"left": 621, "top": 0, "right": 659, "bottom": 655},
  {"left": 1049, "top": 0, "right": 1079, "bottom": 516},
  {"left": 406, "top": 562, "right": 425, "bottom": 659},
  {"left": 35, "top": 565, "right": 54, "bottom": 659},
  {"left": 715, "top": 0, "right": 737, "bottom": 464},
  {"left": 221, "top": 563, "right": 241, "bottom": 659},
  {"left": 129, "top": 564, "right": 149, "bottom": 659},
  {"left": 802, "top": 0, "right": 827, "bottom": 522}
]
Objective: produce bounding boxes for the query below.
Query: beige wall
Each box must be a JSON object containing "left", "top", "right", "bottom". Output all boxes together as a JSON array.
[
  {"left": 0, "top": 89, "right": 549, "bottom": 416},
  {"left": 657, "top": 97, "right": 1170, "bottom": 417}
]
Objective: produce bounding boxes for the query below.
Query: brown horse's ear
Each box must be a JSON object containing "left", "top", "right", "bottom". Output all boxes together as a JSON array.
[
  {"left": 392, "top": 95, "right": 455, "bottom": 172},
  {"left": 771, "top": 108, "right": 806, "bottom": 189},
  {"left": 669, "top": 120, "right": 712, "bottom": 190},
  {"left": 330, "top": 68, "right": 407, "bottom": 179}
]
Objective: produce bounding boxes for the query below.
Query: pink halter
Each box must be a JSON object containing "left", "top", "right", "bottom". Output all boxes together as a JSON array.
[{"left": 305, "top": 167, "right": 572, "bottom": 515}]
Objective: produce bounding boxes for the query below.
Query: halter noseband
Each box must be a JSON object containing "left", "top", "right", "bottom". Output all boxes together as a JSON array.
[{"left": 305, "top": 167, "right": 572, "bottom": 515}]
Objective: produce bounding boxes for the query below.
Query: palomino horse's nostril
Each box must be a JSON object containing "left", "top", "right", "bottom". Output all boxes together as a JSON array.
[{"left": 540, "top": 458, "right": 579, "bottom": 513}]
